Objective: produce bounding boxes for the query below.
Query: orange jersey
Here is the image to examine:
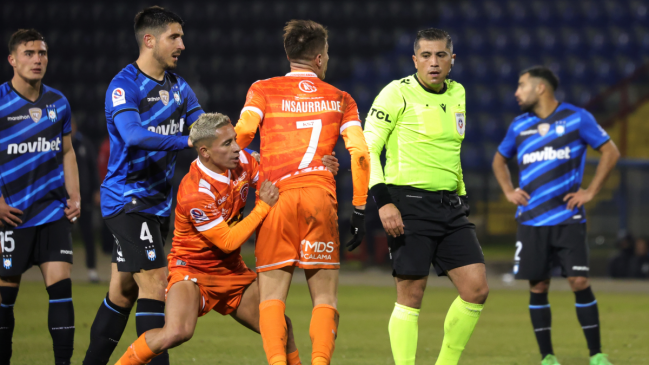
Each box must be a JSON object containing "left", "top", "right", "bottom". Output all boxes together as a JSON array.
[
  {"left": 235, "top": 71, "right": 370, "bottom": 206},
  {"left": 168, "top": 150, "right": 268, "bottom": 275}
]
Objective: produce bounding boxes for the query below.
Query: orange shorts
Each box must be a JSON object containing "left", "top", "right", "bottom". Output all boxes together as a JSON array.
[
  {"left": 166, "top": 266, "right": 256, "bottom": 317},
  {"left": 255, "top": 187, "right": 340, "bottom": 272}
]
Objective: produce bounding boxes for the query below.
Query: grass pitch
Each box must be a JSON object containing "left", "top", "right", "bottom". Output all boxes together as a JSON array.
[{"left": 9, "top": 281, "right": 649, "bottom": 364}]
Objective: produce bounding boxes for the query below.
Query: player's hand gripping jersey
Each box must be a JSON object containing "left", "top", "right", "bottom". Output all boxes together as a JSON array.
[
  {"left": 235, "top": 71, "right": 369, "bottom": 206},
  {"left": 167, "top": 150, "right": 267, "bottom": 316}
]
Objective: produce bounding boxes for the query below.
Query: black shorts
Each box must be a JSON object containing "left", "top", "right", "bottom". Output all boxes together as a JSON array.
[
  {"left": 0, "top": 217, "right": 73, "bottom": 276},
  {"left": 514, "top": 223, "right": 589, "bottom": 280},
  {"left": 107, "top": 210, "right": 170, "bottom": 272},
  {"left": 387, "top": 186, "right": 485, "bottom": 277}
]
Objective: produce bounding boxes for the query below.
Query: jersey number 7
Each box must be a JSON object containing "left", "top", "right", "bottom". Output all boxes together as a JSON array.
[{"left": 296, "top": 119, "right": 322, "bottom": 169}]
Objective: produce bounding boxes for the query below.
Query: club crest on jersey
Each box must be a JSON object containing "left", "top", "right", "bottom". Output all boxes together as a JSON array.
[
  {"left": 190, "top": 208, "right": 210, "bottom": 223},
  {"left": 240, "top": 183, "right": 249, "bottom": 202},
  {"left": 112, "top": 88, "right": 126, "bottom": 106},
  {"left": 555, "top": 120, "right": 566, "bottom": 136},
  {"left": 3, "top": 256, "right": 11, "bottom": 269},
  {"left": 146, "top": 248, "right": 157, "bottom": 261},
  {"left": 46, "top": 105, "right": 58, "bottom": 122},
  {"left": 173, "top": 90, "right": 182, "bottom": 105},
  {"left": 455, "top": 112, "right": 465, "bottom": 136},
  {"left": 28, "top": 108, "right": 42, "bottom": 123},
  {"left": 298, "top": 80, "right": 317, "bottom": 93},
  {"left": 159, "top": 90, "right": 170, "bottom": 106},
  {"left": 538, "top": 123, "right": 550, "bottom": 136}
]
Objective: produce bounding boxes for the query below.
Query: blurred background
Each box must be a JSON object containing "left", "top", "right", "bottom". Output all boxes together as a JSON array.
[{"left": 2, "top": 0, "right": 649, "bottom": 280}]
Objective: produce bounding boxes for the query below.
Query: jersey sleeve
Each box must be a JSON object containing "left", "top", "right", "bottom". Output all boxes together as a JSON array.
[
  {"left": 364, "top": 81, "right": 402, "bottom": 208},
  {"left": 497, "top": 121, "right": 518, "bottom": 159},
  {"left": 181, "top": 192, "right": 225, "bottom": 233},
  {"left": 61, "top": 97, "right": 72, "bottom": 135},
  {"left": 183, "top": 82, "right": 204, "bottom": 126},
  {"left": 340, "top": 93, "right": 370, "bottom": 206},
  {"left": 579, "top": 110, "right": 610, "bottom": 149},
  {"left": 106, "top": 77, "right": 140, "bottom": 119},
  {"left": 235, "top": 82, "right": 266, "bottom": 149}
]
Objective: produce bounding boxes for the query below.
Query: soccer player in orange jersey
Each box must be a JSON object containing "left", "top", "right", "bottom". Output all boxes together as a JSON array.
[
  {"left": 235, "top": 20, "right": 371, "bottom": 365},
  {"left": 115, "top": 113, "right": 303, "bottom": 365}
]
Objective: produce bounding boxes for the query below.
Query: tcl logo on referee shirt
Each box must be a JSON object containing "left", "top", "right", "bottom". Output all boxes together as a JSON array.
[{"left": 522, "top": 146, "right": 571, "bottom": 165}]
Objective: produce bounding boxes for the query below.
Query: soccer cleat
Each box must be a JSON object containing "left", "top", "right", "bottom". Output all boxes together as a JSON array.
[
  {"left": 590, "top": 353, "right": 613, "bottom": 365},
  {"left": 541, "top": 354, "right": 561, "bottom": 365}
]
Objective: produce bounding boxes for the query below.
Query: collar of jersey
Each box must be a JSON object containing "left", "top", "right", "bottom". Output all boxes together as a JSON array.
[
  {"left": 196, "top": 158, "right": 231, "bottom": 184},
  {"left": 9, "top": 80, "right": 44, "bottom": 104},
  {"left": 132, "top": 62, "right": 167, "bottom": 86},
  {"left": 285, "top": 71, "right": 317, "bottom": 77},
  {"left": 414, "top": 74, "right": 448, "bottom": 95}
]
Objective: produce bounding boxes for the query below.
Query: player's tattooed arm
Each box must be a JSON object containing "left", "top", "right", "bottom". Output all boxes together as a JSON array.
[
  {"left": 62, "top": 135, "right": 81, "bottom": 222},
  {"left": 0, "top": 195, "right": 22, "bottom": 227}
]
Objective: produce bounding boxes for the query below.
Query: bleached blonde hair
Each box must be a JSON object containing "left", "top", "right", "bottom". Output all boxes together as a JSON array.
[{"left": 189, "top": 112, "right": 231, "bottom": 147}]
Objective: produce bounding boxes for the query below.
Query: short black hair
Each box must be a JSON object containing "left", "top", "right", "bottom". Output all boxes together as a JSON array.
[
  {"left": 133, "top": 6, "right": 184, "bottom": 47},
  {"left": 8, "top": 29, "right": 46, "bottom": 54},
  {"left": 414, "top": 28, "right": 452, "bottom": 53},
  {"left": 520, "top": 66, "right": 560, "bottom": 91}
]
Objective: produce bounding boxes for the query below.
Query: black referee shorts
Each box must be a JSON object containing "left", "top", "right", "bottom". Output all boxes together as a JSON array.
[{"left": 387, "top": 186, "right": 484, "bottom": 277}]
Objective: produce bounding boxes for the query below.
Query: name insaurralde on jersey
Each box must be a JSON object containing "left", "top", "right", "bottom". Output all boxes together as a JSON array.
[
  {"left": 101, "top": 63, "right": 203, "bottom": 217},
  {"left": 0, "top": 82, "right": 71, "bottom": 228},
  {"left": 498, "top": 103, "right": 610, "bottom": 226}
]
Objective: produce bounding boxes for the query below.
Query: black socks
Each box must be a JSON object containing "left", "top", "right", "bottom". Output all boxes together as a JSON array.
[
  {"left": 83, "top": 294, "right": 132, "bottom": 365},
  {"left": 136, "top": 298, "right": 168, "bottom": 364},
  {"left": 0, "top": 286, "right": 18, "bottom": 365},
  {"left": 574, "top": 286, "right": 601, "bottom": 356},
  {"left": 47, "top": 279, "right": 75, "bottom": 365},
  {"left": 529, "top": 291, "right": 554, "bottom": 359}
]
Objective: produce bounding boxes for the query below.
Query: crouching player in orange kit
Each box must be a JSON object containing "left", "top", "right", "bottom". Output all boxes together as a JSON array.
[
  {"left": 115, "top": 113, "right": 303, "bottom": 365},
  {"left": 235, "top": 20, "right": 371, "bottom": 365}
]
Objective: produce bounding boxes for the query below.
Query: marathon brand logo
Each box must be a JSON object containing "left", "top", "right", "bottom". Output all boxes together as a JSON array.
[
  {"left": 300, "top": 239, "right": 334, "bottom": 260},
  {"left": 522, "top": 146, "right": 571, "bottom": 165},
  {"left": 572, "top": 266, "right": 589, "bottom": 271},
  {"left": 369, "top": 108, "right": 393, "bottom": 123},
  {"left": 520, "top": 129, "right": 538, "bottom": 136},
  {"left": 8, "top": 137, "right": 62, "bottom": 155},
  {"left": 7, "top": 114, "right": 31, "bottom": 122},
  {"left": 60, "top": 250, "right": 73, "bottom": 255},
  {"left": 147, "top": 119, "right": 182, "bottom": 135},
  {"left": 281, "top": 99, "right": 342, "bottom": 113}
]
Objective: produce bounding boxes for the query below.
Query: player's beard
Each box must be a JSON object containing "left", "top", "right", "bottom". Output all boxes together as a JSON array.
[
  {"left": 519, "top": 98, "right": 537, "bottom": 114},
  {"left": 153, "top": 46, "right": 177, "bottom": 71}
]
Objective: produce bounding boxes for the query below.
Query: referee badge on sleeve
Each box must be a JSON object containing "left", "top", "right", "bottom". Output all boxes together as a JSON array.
[{"left": 455, "top": 112, "right": 466, "bottom": 136}]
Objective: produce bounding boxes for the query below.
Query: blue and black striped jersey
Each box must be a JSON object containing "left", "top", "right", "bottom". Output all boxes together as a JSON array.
[
  {"left": 0, "top": 82, "right": 71, "bottom": 228},
  {"left": 101, "top": 63, "right": 203, "bottom": 218},
  {"left": 498, "top": 103, "right": 610, "bottom": 226}
]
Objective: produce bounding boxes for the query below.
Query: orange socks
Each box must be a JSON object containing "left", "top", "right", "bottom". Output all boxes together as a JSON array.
[
  {"left": 115, "top": 333, "right": 159, "bottom": 365},
  {"left": 309, "top": 304, "right": 339, "bottom": 365},
  {"left": 260, "top": 299, "right": 288, "bottom": 365},
  {"left": 287, "top": 349, "right": 301, "bottom": 365}
]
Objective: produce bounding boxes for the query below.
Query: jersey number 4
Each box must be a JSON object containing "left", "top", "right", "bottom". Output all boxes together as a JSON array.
[
  {"left": 296, "top": 119, "right": 322, "bottom": 169},
  {"left": 140, "top": 222, "right": 154, "bottom": 243}
]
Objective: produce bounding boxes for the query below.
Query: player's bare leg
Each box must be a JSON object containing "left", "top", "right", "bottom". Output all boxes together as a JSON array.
[
  {"left": 108, "top": 264, "right": 140, "bottom": 308},
  {"left": 231, "top": 280, "right": 300, "bottom": 364},
  {"left": 258, "top": 267, "right": 295, "bottom": 365},
  {"left": 115, "top": 280, "right": 199, "bottom": 365},
  {"left": 395, "top": 275, "right": 428, "bottom": 308},
  {"left": 433, "top": 263, "right": 488, "bottom": 365},
  {"left": 304, "top": 268, "right": 339, "bottom": 365},
  {"left": 567, "top": 276, "right": 604, "bottom": 361},
  {"left": 132, "top": 267, "right": 167, "bottom": 301}
]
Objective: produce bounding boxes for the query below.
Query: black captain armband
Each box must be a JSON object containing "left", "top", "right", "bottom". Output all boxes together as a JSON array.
[{"left": 370, "top": 183, "right": 394, "bottom": 210}]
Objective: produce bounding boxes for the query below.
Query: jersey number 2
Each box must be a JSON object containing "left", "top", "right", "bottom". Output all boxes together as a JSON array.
[{"left": 296, "top": 119, "right": 322, "bottom": 169}]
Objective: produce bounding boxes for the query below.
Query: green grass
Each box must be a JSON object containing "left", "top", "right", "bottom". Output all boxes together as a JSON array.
[{"left": 9, "top": 282, "right": 649, "bottom": 364}]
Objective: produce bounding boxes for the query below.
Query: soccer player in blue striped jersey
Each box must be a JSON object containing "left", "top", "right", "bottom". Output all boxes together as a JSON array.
[
  {"left": 0, "top": 29, "right": 81, "bottom": 365},
  {"left": 493, "top": 66, "right": 619, "bottom": 365},
  {"left": 83, "top": 7, "right": 203, "bottom": 365}
]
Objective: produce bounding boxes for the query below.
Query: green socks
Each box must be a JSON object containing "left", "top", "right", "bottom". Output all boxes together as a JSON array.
[
  {"left": 435, "top": 296, "right": 484, "bottom": 365},
  {"left": 389, "top": 303, "right": 420, "bottom": 365}
]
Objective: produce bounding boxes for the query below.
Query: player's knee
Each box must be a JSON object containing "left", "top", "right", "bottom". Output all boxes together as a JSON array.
[
  {"left": 529, "top": 280, "right": 550, "bottom": 293},
  {"left": 166, "top": 326, "right": 194, "bottom": 347},
  {"left": 460, "top": 284, "right": 489, "bottom": 304},
  {"left": 568, "top": 276, "right": 589, "bottom": 291}
]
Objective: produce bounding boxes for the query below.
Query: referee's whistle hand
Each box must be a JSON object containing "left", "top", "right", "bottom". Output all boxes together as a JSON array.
[
  {"left": 505, "top": 188, "right": 530, "bottom": 206},
  {"left": 379, "top": 203, "right": 404, "bottom": 237}
]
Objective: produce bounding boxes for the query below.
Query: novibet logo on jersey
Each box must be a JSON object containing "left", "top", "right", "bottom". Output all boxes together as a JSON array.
[
  {"left": 8, "top": 137, "right": 62, "bottom": 155},
  {"left": 522, "top": 146, "right": 571, "bottom": 165}
]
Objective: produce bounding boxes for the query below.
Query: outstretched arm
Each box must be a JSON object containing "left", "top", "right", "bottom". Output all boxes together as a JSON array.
[{"left": 114, "top": 111, "right": 190, "bottom": 151}]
